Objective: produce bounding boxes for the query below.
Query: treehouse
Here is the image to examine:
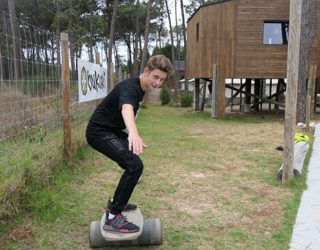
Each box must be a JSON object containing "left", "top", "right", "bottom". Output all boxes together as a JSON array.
[{"left": 186, "top": 0, "right": 320, "bottom": 115}]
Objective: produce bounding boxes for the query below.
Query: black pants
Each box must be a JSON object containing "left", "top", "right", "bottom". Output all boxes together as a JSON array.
[{"left": 86, "top": 130, "right": 143, "bottom": 214}]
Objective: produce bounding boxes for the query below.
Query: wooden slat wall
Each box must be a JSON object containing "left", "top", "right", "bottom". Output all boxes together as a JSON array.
[
  {"left": 238, "top": 0, "right": 294, "bottom": 78},
  {"left": 236, "top": 0, "right": 289, "bottom": 78},
  {"left": 186, "top": 0, "right": 236, "bottom": 79},
  {"left": 186, "top": 0, "right": 320, "bottom": 79}
]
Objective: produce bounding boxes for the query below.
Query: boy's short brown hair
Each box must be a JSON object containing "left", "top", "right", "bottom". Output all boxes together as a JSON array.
[{"left": 146, "top": 55, "right": 174, "bottom": 76}]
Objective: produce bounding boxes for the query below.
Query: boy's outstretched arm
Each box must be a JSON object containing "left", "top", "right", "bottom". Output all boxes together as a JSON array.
[{"left": 121, "top": 104, "right": 147, "bottom": 155}]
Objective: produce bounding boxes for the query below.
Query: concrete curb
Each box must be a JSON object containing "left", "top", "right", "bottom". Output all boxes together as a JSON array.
[{"left": 290, "top": 123, "right": 320, "bottom": 250}]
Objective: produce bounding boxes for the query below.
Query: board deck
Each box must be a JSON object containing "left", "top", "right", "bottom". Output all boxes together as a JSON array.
[{"left": 100, "top": 208, "right": 144, "bottom": 241}]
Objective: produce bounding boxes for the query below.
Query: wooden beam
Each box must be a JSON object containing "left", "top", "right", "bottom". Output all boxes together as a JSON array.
[
  {"left": 225, "top": 80, "right": 248, "bottom": 107},
  {"left": 311, "top": 66, "right": 317, "bottom": 115},
  {"left": 211, "top": 64, "right": 218, "bottom": 118},
  {"left": 61, "top": 33, "right": 72, "bottom": 163},
  {"left": 216, "top": 65, "right": 225, "bottom": 118},
  {"left": 307, "top": 65, "right": 317, "bottom": 116},
  {"left": 253, "top": 79, "right": 262, "bottom": 112},
  {"left": 306, "top": 95, "right": 311, "bottom": 132},
  {"left": 226, "top": 85, "right": 286, "bottom": 108},
  {"left": 195, "top": 78, "right": 200, "bottom": 111},
  {"left": 250, "top": 89, "right": 287, "bottom": 109}
]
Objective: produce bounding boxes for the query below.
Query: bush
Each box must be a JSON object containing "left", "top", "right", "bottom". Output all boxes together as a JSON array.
[
  {"left": 180, "top": 93, "right": 193, "bottom": 107},
  {"left": 169, "top": 96, "right": 180, "bottom": 107},
  {"left": 160, "top": 87, "right": 171, "bottom": 105}
]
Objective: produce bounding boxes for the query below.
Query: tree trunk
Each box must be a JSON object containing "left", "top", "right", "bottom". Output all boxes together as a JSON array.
[
  {"left": 56, "top": 0, "right": 61, "bottom": 65},
  {"left": 296, "top": 0, "right": 317, "bottom": 123},
  {"left": 175, "top": 0, "right": 181, "bottom": 66},
  {"left": 88, "top": 20, "right": 95, "bottom": 63},
  {"left": 140, "top": 0, "right": 152, "bottom": 71},
  {"left": 165, "top": 0, "right": 177, "bottom": 95},
  {"left": 114, "top": 44, "right": 120, "bottom": 81},
  {"left": 67, "top": 0, "right": 76, "bottom": 80},
  {"left": 165, "top": 0, "right": 175, "bottom": 63},
  {"left": 180, "top": 0, "right": 188, "bottom": 91},
  {"left": 0, "top": 47, "right": 3, "bottom": 82},
  {"left": 108, "top": 0, "right": 118, "bottom": 89},
  {"left": 157, "top": 26, "right": 162, "bottom": 49},
  {"left": 8, "top": 0, "right": 22, "bottom": 81},
  {"left": 125, "top": 36, "right": 133, "bottom": 76},
  {"left": 69, "top": 39, "right": 76, "bottom": 80},
  {"left": 133, "top": 1, "right": 140, "bottom": 76},
  {"left": 138, "top": 32, "right": 142, "bottom": 66}
]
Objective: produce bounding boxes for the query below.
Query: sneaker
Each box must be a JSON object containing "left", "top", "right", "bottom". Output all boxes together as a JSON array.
[
  {"left": 103, "top": 213, "right": 140, "bottom": 233},
  {"left": 107, "top": 198, "right": 137, "bottom": 212}
]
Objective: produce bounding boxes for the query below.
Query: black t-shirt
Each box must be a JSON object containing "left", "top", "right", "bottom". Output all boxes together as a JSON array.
[{"left": 87, "top": 77, "right": 145, "bottom": 137}]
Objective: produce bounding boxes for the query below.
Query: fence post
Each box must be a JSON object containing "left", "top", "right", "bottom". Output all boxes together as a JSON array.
[
  {"left": 61, "top": 33, "right": 72, "bottom": 162},
  {"left": 306, "top": 95, "right": 311, "bottom": 132},
  {"left": 211, "top": 64, "right": 218, "bottom": 118},
  {"left": 283, "top": 0, "right": 302, "bottom": 182}
]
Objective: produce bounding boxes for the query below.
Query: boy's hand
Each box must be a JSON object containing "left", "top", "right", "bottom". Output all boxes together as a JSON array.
[{"left": 128, "top": 133, "right": 147, "bottom": 155}]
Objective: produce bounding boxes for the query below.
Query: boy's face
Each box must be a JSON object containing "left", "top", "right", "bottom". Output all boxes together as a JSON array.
[{"left": 143, "top": 68, "right": 167, "bottom": 90}]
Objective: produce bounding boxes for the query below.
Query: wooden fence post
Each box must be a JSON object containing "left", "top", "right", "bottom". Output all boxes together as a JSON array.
[
  {"left": 283, "top": 0, "right": 302, "bottom": 182},
  {"left": 211, "top": 64, "right": 218, "bottom": 118},
  {"left": 61, "top": 33, "right": 72, "bottom": 162},
  {"left": 216, "top": 66, "right": 225, "bottom": 118},
  {"left": 211, "top": 63, "right": 224, "bottom": 118},
  {"left": 283, "top": 0, "right": 316, "bottom": 182}
]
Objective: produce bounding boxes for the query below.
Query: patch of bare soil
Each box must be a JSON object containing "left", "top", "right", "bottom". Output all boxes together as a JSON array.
[{"left": 0, "top": 224, "right": 33, "bottom": 245}]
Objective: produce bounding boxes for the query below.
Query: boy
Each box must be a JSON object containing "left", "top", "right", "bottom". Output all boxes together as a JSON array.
[{"left": 86, "top": 55, "right": 173, "bottom": 233}]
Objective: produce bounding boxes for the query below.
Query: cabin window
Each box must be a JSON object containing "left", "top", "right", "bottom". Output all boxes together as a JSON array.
[
  {"left": 196, "top": 22, "right": 199, "bottom": 41},
  {"left": 263, "top": 21, "right": 289, "bottom": 45}
]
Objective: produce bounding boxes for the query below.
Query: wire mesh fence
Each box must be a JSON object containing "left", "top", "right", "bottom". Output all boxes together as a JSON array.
[{"left": 0, "top": 10, "right": 97, "bottom": 177}]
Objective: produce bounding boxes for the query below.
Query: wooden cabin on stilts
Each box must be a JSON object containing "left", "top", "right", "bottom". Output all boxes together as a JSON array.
[{"left": 186, "top": 0, "right": 320, "bottom": 117}]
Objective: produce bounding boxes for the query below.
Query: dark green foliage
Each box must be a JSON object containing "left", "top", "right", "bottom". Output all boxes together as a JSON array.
[
  {"left": 180, "top": 93, "right": 193, "bottom": 107},
  {"left": 152, "top": 44, "right": 185, "bottom": 62},
  {"left": 160, "top": 86, "right": 171, "bottom": 105}
]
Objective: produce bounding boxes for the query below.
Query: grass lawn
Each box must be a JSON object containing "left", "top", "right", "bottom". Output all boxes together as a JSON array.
[{"left": 0, "top": 105, "right": 311, "bottom": 250}]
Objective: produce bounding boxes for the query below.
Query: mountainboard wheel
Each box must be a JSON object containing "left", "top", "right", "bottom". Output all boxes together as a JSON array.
[
  {"left": 89, "top": 221, "right": 106, "bottom": 248},
  {"left": 138, "top": 218, "right": 162, "bottom": 245}
]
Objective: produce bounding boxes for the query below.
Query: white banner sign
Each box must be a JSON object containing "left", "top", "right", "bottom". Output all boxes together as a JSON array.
[{"left": 78, "top": 59, "right": 108, "bottom": 103}]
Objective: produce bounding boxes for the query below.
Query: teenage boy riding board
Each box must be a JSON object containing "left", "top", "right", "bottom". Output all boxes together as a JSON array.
[{"left": 86, "top": 55, "right": 174, "bottom": 233}]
